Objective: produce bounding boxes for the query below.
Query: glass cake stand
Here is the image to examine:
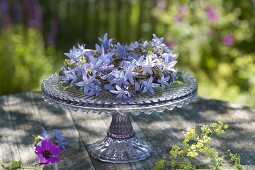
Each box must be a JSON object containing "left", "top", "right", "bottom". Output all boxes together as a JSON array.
[{"left": 41, "top": 71, "right": 197, "bottom": 163}]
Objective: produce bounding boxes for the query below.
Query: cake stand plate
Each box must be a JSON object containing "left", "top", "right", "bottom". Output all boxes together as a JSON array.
[{"left": 41, "top": 71, "right": 197, "bottom": 163}]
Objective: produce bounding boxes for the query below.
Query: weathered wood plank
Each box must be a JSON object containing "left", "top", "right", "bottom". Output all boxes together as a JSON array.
[
  {"left": 31, "top": 93, "right": 95, "bottom": 170},
  {"left": 133, "top": 98, "right": 255, "bottom": 169},
  {"left": 0, "top": 93, "right": 95, "bottom": 170},
  {"left": 1, "top": 93, "right": 255, "bottom": 170}
]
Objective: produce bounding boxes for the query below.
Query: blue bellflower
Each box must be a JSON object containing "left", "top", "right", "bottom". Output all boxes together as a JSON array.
[
  {"left": 64, "top": 46, "right": 86, "bottom": 62},
  {"left": 125, "top": 64, "right": 138, "bottom": 85},
  {"left": 157, "top": 74, "right": 170, "bottom": 90},
  {"left": 76, "top": 74, "right": 96, "bottom": 94},
  {"left": 110, "top": 70, "right": 128, "bottom": 86},
  {"left": 110, "top": 85, "right": 131, "bottom": 99},
  {"left": 98, "top": 33, "right": 112, "bottom": 50},
  {"left": 142, "top": 77, "right": 160, "bottom": 95},
  {"left": 53, "top": 129, "right": 68, "bottom": 150},
  {"left": 114, "top": 43, "right": 127, "bottom": 59},
  {"left": 142, "top": 55, "right": 155, "bottom": 75}
]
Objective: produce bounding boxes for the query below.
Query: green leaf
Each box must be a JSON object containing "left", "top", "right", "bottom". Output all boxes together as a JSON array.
[
  {"left": 33, "top": 135, "right": 41, "bottom": 146},
  {"left": 176, "top": 72, "right": 184, "bottom": 83},
  {"left": 1, "top": 160, "right": 22, "bottom": 170},
  {"left": 210, "top": 157, "right": 218, "bottom": 168}
]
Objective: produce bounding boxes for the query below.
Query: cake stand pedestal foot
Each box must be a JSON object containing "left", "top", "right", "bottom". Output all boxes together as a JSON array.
[{"left": 88, "top": 113, "right": 152, "bottom": 163}]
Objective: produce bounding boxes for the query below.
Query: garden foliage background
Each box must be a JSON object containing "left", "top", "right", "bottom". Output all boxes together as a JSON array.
[{"left": 0, "top": 0, "right": 254, "bottom": 106}]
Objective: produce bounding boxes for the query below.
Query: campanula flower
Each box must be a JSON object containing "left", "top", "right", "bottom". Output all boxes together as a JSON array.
[
  {"left": 157, "top": 74, "right": 170, "bottom": 90},
  {"left": 110, "top": 85, "right": 131, "bottom": 99},
  {"left": 142, "top": 77, "right": 160, "bottom": 94},
  {"left": 53, "top": 129, "right": 68, "bottom": 150}
]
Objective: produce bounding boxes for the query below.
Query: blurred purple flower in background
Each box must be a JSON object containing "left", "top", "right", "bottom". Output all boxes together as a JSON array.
[
  {"left": 166, "top": 38, "right": 175, "bottom": 49},
  {"left": 0, "top": 0, "right": 11, "bottom": 26},
  {"left": 47, "top": 20, "right": 59, "bottom": 46},
  {"left": 175, "top": 16, "right": 183, "bottom": 23},
  {"left": 24, "top": 0, "right": 43, "bottom": 30},
  {"left": 174, "top": 6, "right": 187, "bottom": 23},
  {"left": 178, "top": 6, "right": 187, "bottom": 14},
  {"left": 13, "top": 0, "right": 23, "bottom": 22},
  {"left": 205, "top": 6, "right": 218, "bottom": 23},
  {"left": 156, "top": 0, "right": 166, "bottom": 10},
  {"left": 223, "top": 35, "right": 234, "bottom": 46}
]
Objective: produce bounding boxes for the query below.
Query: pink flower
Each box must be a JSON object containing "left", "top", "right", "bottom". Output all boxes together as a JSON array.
[
  {"left": 35, "top": 139, "right": 61, "bottom": 164},
  {"left": 166, "top": 38, "right": 175, "bottom": 49},
  {"left": 156, "top": 0, "right": 166, "bottom": 10},
  {"left": 205, "top": 6, "right": 218, "bottom": 23},
  {"left": 175, "top": 16, "right": 183, "bottom": 23},
  {"left": 223, "top": 35, "right": 234, "bottom": 46},
  {"left": 178, "top": 6, "right": 187, "bottom": 14}
]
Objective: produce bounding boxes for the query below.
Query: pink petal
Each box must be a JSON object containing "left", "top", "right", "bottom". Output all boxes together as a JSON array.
[
  {"left": 47, "top": 157, "right": 60, "bottom": 163},
  {"left": 50, "top": 144, "right": 61, "bottom": 155}
]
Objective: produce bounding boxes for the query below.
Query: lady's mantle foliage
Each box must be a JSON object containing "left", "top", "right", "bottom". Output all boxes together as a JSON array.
[
  {"left": 154, "top": 121, "right": 242, "bottom": 170},
  {"left": 59, "top": 33, "right": 180, "bottom": 99}
]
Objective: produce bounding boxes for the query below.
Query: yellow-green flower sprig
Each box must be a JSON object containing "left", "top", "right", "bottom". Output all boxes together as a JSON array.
[{"left": 154, "top": 121, "right": 242, "bottom": 170}]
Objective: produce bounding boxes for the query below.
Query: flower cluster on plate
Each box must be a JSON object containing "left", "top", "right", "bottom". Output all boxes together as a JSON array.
[{"left": 59, "top": 33, "right": 182, "bottom": 99}]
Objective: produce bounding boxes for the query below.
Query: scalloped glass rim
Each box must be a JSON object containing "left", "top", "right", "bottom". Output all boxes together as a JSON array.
[{"left": 41, "top": 71, "right": 197, "bottom": 115}]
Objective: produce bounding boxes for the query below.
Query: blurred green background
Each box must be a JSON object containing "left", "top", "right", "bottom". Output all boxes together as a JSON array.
[{"left": 0, "top": 0, "right": 254, "bottom": 106}]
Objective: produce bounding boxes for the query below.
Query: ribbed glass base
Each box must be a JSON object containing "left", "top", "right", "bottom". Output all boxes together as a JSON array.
[{"left": 88, "top": 113, "right": 152, "bottom": 163}]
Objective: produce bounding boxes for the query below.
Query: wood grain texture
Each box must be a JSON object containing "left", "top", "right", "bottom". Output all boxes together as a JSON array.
[{"left": 0, "top": 92, "right": 254, "bottom": 170}]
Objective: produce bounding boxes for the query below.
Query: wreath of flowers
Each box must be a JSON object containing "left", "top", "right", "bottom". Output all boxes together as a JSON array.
[{"left": 59, "top": 33, "right": 181, "bottom": 99}]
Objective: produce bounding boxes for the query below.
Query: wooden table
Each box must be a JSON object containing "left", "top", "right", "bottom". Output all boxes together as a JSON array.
[{"left": 0, "top": 92, "right": 255, "bottom": 170}]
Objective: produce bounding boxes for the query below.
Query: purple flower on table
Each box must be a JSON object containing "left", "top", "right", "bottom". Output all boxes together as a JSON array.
[
  {"left": 142, "top": 55, "right": 156, "bottom": 75},
  {"left": 142, "top": 77, "right": 160, "bottom": 95},
  {"left": 53, "top": 129, "right": 68, "bottom": 150},
  {"left": 35, "top": 139, "right": 61, "bottom": 164},
  {"left": 157, "top": 74, "right": 170, "bottom": 90},
  {"left": 205, "top": 6, "right": 218, "bottom": 23},
  {"left": 125, "top": 64, "right": 138, "bottom": 85},
  {"left": 223, "top": 35, "right": 234, "bottom": 46},
  {"left": 110, "top": 85, "right": 131, "bottom": 99}
]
